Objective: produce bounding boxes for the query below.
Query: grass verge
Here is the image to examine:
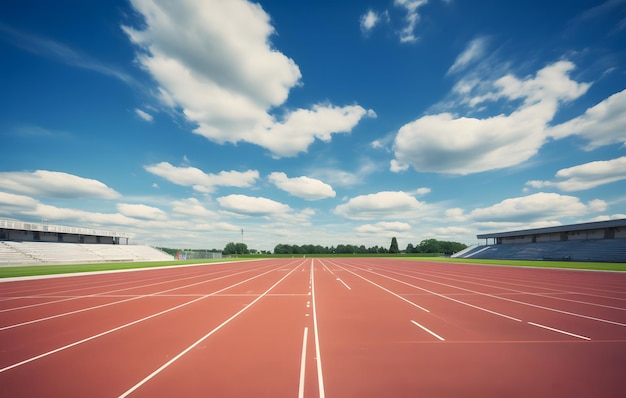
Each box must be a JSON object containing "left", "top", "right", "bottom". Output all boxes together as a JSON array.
[
  {"left": 1, "top": 255, "right": 624, "bottom": 278},
  {"left": 405, "top": 257, "right": 626, "bottom": 271},
  {"left": 0, "top": 258, "right": 244, "bottom": 278}
]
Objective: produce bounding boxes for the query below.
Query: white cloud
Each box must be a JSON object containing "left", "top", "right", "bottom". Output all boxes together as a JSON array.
[
  {"left": 171, "top": 198, "right": 217, "bottom": 218},
  {"left": 0, "top": 191, "right": 39, "bottom": 212},
  {"left": 360, "top": 10, "right": 380, "bottom": 33},
  {"left": 548, "top": 88, "right": 626, "bottom": 150},
  {"left": 117, "top": 203, "right": 168, "bottom": 221},
  {"left": 468, "top": 192, "right": 606, "bottom": 222},
  {"left": 252, "top": 105, "right": 374, "bottom": 157},
  {"left": 394, "top": 0, "right": 428, "bottom": 43},
  {"left": 355, "top": 221, "right": 412, "bottom": 234},
  {"left": 217, "top": 194, "right": 292, "bottom": 217},
  {"left": 124, "top": 0, "right": 371, "bottom": 157},
  {"left": 0, "top": 170, "right": 120, "bottom": 199},
  {"left": 431, "top": 226, "right": 472, "bottom": 238},
  {"left": 410, "top": 187, "right": 431, "bottom": 196},
  {"left": 392, "top": 61, "right": 590, "bottom": 174},
  {"left": 144, "top": 162, "right": 259, "bottom": 193},
  {"left": 135, "top": 108, "right": 153, "bottom": 122},
  {"left": 268, "top": 172, "right": 336, "bottom": 200},
  {"left": 526, "top": 156, "right": 626, "bottom": 192},
  {"left": 334, "top": 191, "right": 429, "bottom": 220},
  {"left": 311, "top": 159, "right": 380, "bottom": 188},
  {"left": 448, "top": 37, "right": 487, "bottom": 75}
]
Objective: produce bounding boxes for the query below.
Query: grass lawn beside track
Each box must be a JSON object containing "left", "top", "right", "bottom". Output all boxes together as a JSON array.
[
  {"left": 1, "top": 256, "right": 624, "bottom": 278},
  {"left": 0, "top": 258, "right": 245, "bottom": 278},
  {"left": 407, "top": 257, "right": 626, "bottom": 272}
]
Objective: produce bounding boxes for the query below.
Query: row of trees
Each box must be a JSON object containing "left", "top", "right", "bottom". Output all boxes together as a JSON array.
[
  {"left": 405, "top": 238, "right": 467, "bottom": 255},
  {"left": 272, "top": 238, "right": 467, "bottom": 256},
  {"left": 273, "top": 243, "right": 393, "bottom": 255},
  {"left": 166, "top": 237, "right": 467, "bottom": 257}
]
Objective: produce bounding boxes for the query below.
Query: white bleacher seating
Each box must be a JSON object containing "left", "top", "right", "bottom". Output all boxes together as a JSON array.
[{"left": 0, "top": 242, "right": 173, "bottom": 266}]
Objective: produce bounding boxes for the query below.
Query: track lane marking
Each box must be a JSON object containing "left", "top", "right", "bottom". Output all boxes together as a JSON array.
[
  {"left": 528, "top": 322, "right": 591, "bottom": 341},
  {"left": 0, "top": 265, "right": 252, "bottom": 312},
  {"left": 323, "top": 260, "right": 429, "bottom": 313},
  {"left": 411, "top": 320, "right": 445, "bottom": 341},
  {"left": 118, "top": 260, "right": 305, "bottom": 398},
  {"left": 311, "top": 259, "right": 326, "bottom": 398},
  {"left": 298, "top": 327, "right": 308, "bottom": 398},
  {"left": 0, "top": 263, "right": 293, "bottom": 374},
  {"left": 362, "top": 263, "right": 626, "bottom": 328},
  {"left": 0, "top": 263, "right": 283, "bottom": 331},
  {"left": 336, "top": 277, "right": 351, "bottom": 290},
  {"left": 388, "top": 266, "right": 626, "bottom": 312}
]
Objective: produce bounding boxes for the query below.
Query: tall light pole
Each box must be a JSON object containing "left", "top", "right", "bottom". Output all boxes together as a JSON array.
[{"left": 241, "top": 228, "right": 244, "bottom": 244}]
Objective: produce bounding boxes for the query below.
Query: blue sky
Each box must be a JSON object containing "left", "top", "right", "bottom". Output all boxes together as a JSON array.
[{"left": 1, "top": 0, "right": 626, "bottom": 251}]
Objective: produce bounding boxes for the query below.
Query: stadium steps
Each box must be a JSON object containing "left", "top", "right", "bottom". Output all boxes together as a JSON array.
[
  {"left": 0, "top": 242, "right": 36, "bottom": 265},
  {"left": 467, "top": 238, "right": 626, "bottom": 263},
  {"left": 0, "top": 242, "right": 174, "bottom": 265}
]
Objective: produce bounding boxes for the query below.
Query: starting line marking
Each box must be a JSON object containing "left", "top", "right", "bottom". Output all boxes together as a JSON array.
[{"left": 411, "top": 320, "right": 445, "bottom": 341}]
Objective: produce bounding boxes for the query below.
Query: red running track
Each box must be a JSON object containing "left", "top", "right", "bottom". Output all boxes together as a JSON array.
[{"left": 0, "top": 258, "right": 625, "bottom": 397}]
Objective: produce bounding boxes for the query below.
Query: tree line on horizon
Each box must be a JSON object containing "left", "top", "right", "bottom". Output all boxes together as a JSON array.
[
  {"left": 273, "top": 237, "right": 467, "bottom": 256},
  {"left": 162, "top": 237, "right": 467, "bottom": 257}
]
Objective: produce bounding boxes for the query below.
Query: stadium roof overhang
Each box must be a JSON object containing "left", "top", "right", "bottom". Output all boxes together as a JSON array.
[
  {"left": 476, "top": 218, "right": 626, "bottom": 239},
  {"left": 0, "top": 219, "right": 134, "bottom": 239}
]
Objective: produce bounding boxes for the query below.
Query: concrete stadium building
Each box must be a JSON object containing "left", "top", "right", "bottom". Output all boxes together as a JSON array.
[{"left": 455, "top": 219, "right": 626, "bottom": 262}]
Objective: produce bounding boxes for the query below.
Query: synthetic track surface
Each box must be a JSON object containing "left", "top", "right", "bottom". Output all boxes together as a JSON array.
[{"left": 0, "top": 258, "right": 625, "bottom": 397}]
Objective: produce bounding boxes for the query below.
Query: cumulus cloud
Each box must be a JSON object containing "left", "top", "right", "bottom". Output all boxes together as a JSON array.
[
  {"left": 526, "top": 156, "right": 626, "bottom": 192},
  {"left": 268, "top": 172, "right": 336, "bottom": 200},
  {"left": 217, "top": 194, "right": 292, "bottom": 217},
  {"left": 0, "top": 170, "right": 120, "bottom": 199},
  {"left": 548, "top": 88, "right": 626, "bottom": 150},
  {"left": 124, "top": 0, "right": 372, "bottom": 157},
  {"left": 0, "top": 191, "right": 39, "bottom": 213},
  {"left": 468, "top": 192, "right": 606, "bottom": 222},
  {"left": 355, "top": 221, "right": 412, "bottom": 234},
  {"left": 334, "top": 191, "right": 429, "bottom": 220},
  {"left": 448, "top": 37, "right": 487, "bottom": 75},
  {"left": 171, "top": 198, "right": 217, "bottom": 218},
  {"left": 117, "top": 203, "right": 168, "bottom": 220},
  {"left": 391, "top": 61, "right": 591, "bottom": 174},
  {"left": 144, "top": 162, "right": 259, "bottom": 193}
]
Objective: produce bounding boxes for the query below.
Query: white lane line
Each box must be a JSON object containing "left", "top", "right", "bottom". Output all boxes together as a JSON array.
[
  {"left": 321, "top": 263, "right": 334, "bottom": 275},
  {"left": 376, "top": 265, "right": 626, "bottom": 328},
  {"left": 298, "top": 327, "right": 309, "bottom": 398},
  {"left": 344, "top": 264, "right": 520, "bottom": 322},
  {"left": 325, "top": 260, "right": 429, "bottom": 313},
  {"left": 336, "top": 277, "right": 351, "bottom": 290},
  {"left": 118, "top": 261, "right": 304, "bottom": 398},
  {"left": 528, "top": 322, "right": 591, "bottom": 341},
  {"left": 0, "top": 264, "right": 280, "bottom": 331},
  {"left": 411, "top": 320, "right": 445, "bottom": 341},
  {"left": 0, "top": 267, "right": 240, "bottom": 313},
  {"left": 0, "top": 264, "right": 289, "bottom": 375},
  {"left": 311, "top": 260, "right": 326, "bottom": 398}
]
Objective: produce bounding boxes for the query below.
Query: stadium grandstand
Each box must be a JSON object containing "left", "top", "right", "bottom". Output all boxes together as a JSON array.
[
  {"left": 454, "top": 219, "right": 626, "bottom": 263},
  {"left": 0, "top": 219, "right": 173, "bottom": 265}
]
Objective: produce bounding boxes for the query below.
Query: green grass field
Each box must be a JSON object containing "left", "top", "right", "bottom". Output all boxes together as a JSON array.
[{"left": 0, "top": 255, "right": 624, "bottom": 278}]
